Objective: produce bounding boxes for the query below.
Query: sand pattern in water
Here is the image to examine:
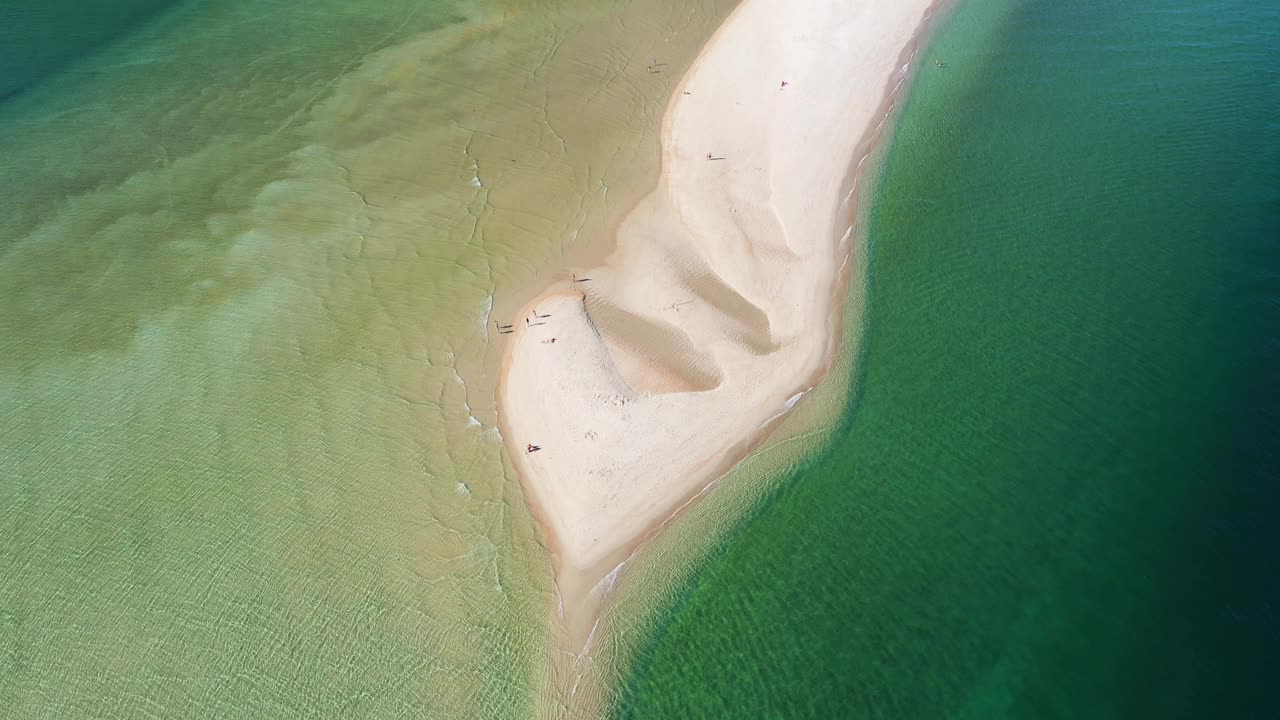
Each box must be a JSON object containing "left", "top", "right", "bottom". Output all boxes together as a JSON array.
[{"left": 0, "top": 0, "right": 739, "bottom": 716}]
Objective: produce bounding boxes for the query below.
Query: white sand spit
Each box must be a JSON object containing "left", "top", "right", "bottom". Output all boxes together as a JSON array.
[{"left": 497, "top": 0, "right": 937, "bottom": 645}]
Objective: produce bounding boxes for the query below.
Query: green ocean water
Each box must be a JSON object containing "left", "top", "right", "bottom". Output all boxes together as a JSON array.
[{"left": 615, "top": 0, "right": 1280, "bottom": 717}]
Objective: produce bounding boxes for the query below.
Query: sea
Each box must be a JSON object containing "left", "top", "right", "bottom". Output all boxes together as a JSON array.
[
  {"left": 3, "top": 0, "right": 1277, "bottom": 718},
  {"left": 612, "top": 0, "right": 1280, "bottom": 717}
]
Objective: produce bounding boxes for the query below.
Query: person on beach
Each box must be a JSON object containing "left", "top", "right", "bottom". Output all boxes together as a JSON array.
[{"left": 526, "top": 444, "right": 541, "bottom": 453}]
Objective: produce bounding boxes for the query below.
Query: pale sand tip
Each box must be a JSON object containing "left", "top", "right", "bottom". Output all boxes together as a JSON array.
[{"left": 495, "top": 0, "right": 939, "bottom": 656}]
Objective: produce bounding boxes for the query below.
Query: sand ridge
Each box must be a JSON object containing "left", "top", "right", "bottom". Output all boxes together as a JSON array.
[{"left": 497, "top": 0, "right": 937, "bottom": 653}]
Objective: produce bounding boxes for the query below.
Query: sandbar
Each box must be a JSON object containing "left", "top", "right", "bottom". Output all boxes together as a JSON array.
[{"left": 497, "top": 0, "right": 938, "bottom": 655}]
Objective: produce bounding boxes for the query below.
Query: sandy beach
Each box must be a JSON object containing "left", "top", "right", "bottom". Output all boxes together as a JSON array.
[{"left": 498, "top": 0, "right": 938, "bottom": 653}]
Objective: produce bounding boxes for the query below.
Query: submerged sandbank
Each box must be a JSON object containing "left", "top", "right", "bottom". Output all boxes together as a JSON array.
[
  {"left": 497, "top": 0, "right": 938, "bottom": 658},
  {"left": 0, "top": 0, "right": 743, "bottom": 716}
]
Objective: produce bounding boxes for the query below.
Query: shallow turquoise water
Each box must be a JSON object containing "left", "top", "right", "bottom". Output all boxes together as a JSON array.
[
  {"left": 0, "top": 0, "right": 741, "bottom": 714},
  {"left": 1, "top": 1, "right": 561, "bottom": 717},
  {"left": 615, "top": 0, "right": 1280, "bottom": 716}
]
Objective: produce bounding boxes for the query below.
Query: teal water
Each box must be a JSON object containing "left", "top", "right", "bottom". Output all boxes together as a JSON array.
[
  {"left": 615, "top": 0, "right": 1280, "bottom": 717},
  {"left": 0, "top": 0, "right": 181, "bottom": 101}
]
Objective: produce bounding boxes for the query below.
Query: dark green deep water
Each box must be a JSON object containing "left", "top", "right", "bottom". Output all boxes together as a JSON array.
[
  {"left": 0, "top": 0, "right": 181, "bottom": 101},
  {"left": 614, "top": 0, "right": 1280, "bottom": 717}
]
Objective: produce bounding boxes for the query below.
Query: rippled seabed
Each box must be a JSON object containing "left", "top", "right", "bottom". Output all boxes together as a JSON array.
[
  {"left": 616, "top": 0, "right": 1280, "bottom": 716},
  {"left": 0, "top": 0, "right": 735, "bottom": 716}
]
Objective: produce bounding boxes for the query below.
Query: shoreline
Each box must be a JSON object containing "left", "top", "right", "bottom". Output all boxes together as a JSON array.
[{"left": 494, "top": 0, "right": 946, "bottom": 700}]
